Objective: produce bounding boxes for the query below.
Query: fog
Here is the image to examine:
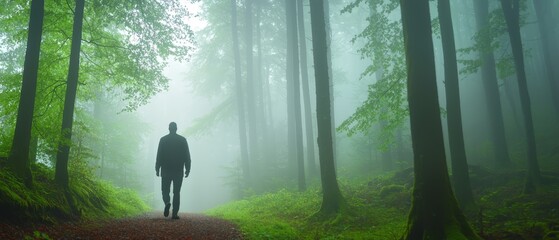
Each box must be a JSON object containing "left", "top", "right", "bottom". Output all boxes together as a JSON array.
[
  {"left": 101, "top": 0, "right": 558, "bottom": 213},
  {"left": 2, "top": 0, "right": 558, "bottom": 220}
]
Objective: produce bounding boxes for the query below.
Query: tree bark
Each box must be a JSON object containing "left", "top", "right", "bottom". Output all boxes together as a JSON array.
[
  {"left": 472, "top": 0, "right": 512, "bottom": 167},
  {"left": 309, "top": 0, "right": 343, "bottom": 215},
  {"left": 231, "top": 0, "right": 250, "bottom": 185},
  {"left": 500, "top": 0, "right": 541, "bottom": 193},
  {"left": 55, "top": 0, "right": 85, "bottom": 188},
  {"left": 297, "top": 0, "right": 317, "bottom": 178},
  {"left": 8, "top": 0, "right": 45, "bottom": 188},
  {"left": 400, "top": 0, "right": 480, "bottom": 238},
  {"left": 438, "top": 0, "right": 475, "bottom": 208}
]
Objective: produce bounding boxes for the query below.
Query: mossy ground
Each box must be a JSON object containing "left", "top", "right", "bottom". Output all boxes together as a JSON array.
[
  {"left": 0, "top": 161, "right": 149, "bottom": 225},
  {"left": 208, "top": 165, "right": 559, "bottom": 240}
]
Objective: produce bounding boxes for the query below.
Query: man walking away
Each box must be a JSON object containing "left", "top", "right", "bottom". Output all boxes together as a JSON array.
[{"left": 155, "top": 122, "right": 191, "bottom": 219}]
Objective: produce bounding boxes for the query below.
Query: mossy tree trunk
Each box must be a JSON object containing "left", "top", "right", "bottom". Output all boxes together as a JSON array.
[
  {"left": 499, "top": 0, "right": 541, "bottom": 194},
  {"left": 400, "top": 0, "right": 480, "bottom": 239},
  {"left": 309, "top": 0, "right": 344, "bottom": 215},
  {"left": 55, "top": 0, "right": 85, "bottom": 188},
  {"left": 8, "top": 0, "right": 45, "bottom": 188}
]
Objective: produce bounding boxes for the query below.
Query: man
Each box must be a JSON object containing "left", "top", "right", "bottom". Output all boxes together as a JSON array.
[{"left": 155, "top": 122, "right": 191, "bottom": 219}]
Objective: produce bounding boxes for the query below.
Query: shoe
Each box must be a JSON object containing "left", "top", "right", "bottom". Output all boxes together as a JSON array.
[
  {"left": 171, "top": 214, "right": 180, "bottom": 220},
  {"left": 164, "top": 203, "right": 171, "bottom": 217}
]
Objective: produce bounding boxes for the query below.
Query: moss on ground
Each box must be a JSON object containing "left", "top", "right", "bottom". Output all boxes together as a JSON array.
[
  {"left": 0, "top": 162, "right": 149, "bottom": 224},
  {"left": 208, "top": 166, "right": 559, "bottom": 240}
]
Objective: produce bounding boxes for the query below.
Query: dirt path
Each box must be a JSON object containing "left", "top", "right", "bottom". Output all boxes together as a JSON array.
[{"left": 0, "top": 212, "right": 244, "bottom": 240}]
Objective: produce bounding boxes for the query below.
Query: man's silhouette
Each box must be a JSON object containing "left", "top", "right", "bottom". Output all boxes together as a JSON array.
[{"left": 155, "top": 122, "right": 191, "bottom": 219}]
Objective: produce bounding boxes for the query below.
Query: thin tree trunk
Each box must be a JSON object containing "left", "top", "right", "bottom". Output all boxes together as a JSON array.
[
  {"left": 286, "top": 0, "right": 306, "bottom": 191},
  {"left": 55, "top": 0, "right": 85, "bottom": 188},
  {"left": 438, "top": 0, "right": 475, "bottom": 208},
  {"left": 324, "top": 1, "right": 337, "bottom": 169},
  {"left": 244, "top": 0, "right": 259, "bottom": 169},
  {"left": 286, "top": 0, "right": 297, "bottom": 178},
  {"left": 533, "top": 0, "right": 559, "bottom": 117},
  {"left": 400, "top": 0, "right": 480, "bottom": 238},
  {"left": 297, "top": 0, "right": 317, "bottom": 178},
  {"left": 255, "top": 1, "right": 267, "bottom": 165},
  {"left": 500, "top": 0, "right": 541, "bottom": 193},
  {"left": 473, "top": 0, "right": 511, "bottom": 167},
  {"left": 231, "top": 0, "right": 250, "bottom": 185},
  {"left": 309, "top": 0, "right": 344, "bottom": 215},
  {"left": 8, "top": 0, "right": 45, "bottom": 188}
]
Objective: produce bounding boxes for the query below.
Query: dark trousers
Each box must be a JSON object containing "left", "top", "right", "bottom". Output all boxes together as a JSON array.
[{"left": 161, "top": 174, "right": 183, "bottom": 215}]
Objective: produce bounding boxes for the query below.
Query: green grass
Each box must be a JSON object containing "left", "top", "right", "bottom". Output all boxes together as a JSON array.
[
  {"left": 207, "top": 180, "right": 409, "bottom": 240},
  {"left": 0, "top": 162, "right": 149, "bottom": 224},
  {"left": 208, "top": 167, "right": 559, "bottom": 240}
]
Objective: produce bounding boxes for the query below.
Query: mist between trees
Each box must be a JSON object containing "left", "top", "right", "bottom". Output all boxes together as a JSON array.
[{"left": 1, "top": 0, "right": 558, "bottom": 239}]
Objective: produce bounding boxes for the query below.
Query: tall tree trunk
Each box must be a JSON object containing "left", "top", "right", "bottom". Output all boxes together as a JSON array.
[
  {"left": 438, "top": 0, "right": 475, "bottom": 208},
  {"left": 254, "top": 0, "right": 268, "bottom": 165},
  {"left": 8, "top": 0, "right": 45, "bottom": 188},
  {"left": 286, "top": 0, "right": 306, "bottom": 191},
  {"left": 286, "top": 0, "right": 296, "bottom": 178},
  {"left": 500, "top": 0, "right": 541, "bottom": 193},
  {"left": 473, "top": 0, "right": 511, "bottom": 167},
  {"left": 324, "top": 1, "right": 337, "bottom": 169},
  {"left": 231, "top": 0, "right": 250, "bottom": 185},
  {"left": 244, "top": 0, "right": 259, "bottom": 169},
  {"left": 533, "top": 0, "right": 559, "bottom": 117},
  {"left": 309, "top": 0, "right": 344, "bottom": 215},
  {"left": 55, "top": 0, "right": 85, "bottom": 188},
  {"left": 297, "top": 0, "right": 317, "bottom": 178},
  {"left": 400, "top": 0, "right": 480, "bottom": 239}
]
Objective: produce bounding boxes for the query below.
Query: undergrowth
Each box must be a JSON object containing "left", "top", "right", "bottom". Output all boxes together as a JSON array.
[
  {"left": 208, "top": 166, "right": 559, "bottom": 239},
  {"left": 0, "top": 162, "right": 149, "bottom": 224}
]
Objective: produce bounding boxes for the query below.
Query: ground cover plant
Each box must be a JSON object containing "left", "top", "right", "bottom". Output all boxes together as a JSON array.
[{"left": 208, "top": 165, "right": 559, "bottom": 240}]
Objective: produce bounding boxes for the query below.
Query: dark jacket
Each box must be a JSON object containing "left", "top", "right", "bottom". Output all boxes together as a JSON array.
[{"left": 155, "top": 133, "right": 191, "bottom": 178}]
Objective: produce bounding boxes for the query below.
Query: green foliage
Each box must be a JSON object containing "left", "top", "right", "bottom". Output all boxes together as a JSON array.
[
  {"left": 456, "top": 2, "right": 530, "bottom": 79},
  {"left": 0, "top": 0, "right": 197, "bottom": 167},
  {"left": 208, "top": 180, "right": 409, "bottom": 240},
  {"left": 210, "top": 164, "right": 559, "bottom": 239},
  {"left": 24, "top": 231, "right": 52, "bottom": 240},
  {"left": 0, "top": 161, "right": 149, "bottom": 224},
  {"left": 338, "top": 0, "right": 408, "bottom": 150}
]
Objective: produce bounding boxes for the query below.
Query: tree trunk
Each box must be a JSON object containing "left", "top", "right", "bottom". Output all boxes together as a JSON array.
[
  {"left": 324, "top": 1, "right": 337, "bottom": 169},
  {"left": 309, "top": 0, "right": 344, "bottom": 215},
  {"left": 55, "top": 0, "right": 85, "bottom": 188},
  {"left": 533, "top": 0, "right": 559, "bottom": 117},
  {"left": 231, "top": 0, "right": 250, "bottom": 185},
  {"left": 286, "top": 0, "right": 306, "bottom": 191},
  {"left": 400, "top": 0, "right": 480, "bottom": 238},
  {"left": 8, "top": 0, "right": 45, "bottom": 188},
  {"left": 472, "top": 0, "right": 511, "bottom": 167},
  {"left": 438, "top": 0, "right": 475, "bottom": 208},
  {"left": 244, "top": 0, "right": 259, "bottom": 169},
  {"left": 297, "top": 0, "right": 317, "bottom": 178},
  {"left": 500, "top": 0, "right": 541, "bottom": 193},
  {"left": 254, "top": 0, "right": 268, "bottom": 167}
]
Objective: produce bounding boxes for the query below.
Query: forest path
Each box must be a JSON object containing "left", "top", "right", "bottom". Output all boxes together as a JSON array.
[{"left": 2, "top": 212, "right": 244, "bottom": 240}]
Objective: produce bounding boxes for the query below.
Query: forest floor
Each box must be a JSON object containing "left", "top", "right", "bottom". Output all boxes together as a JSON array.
[{"left": 0, "top": 212, "right": 243, "bottom": 239}]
